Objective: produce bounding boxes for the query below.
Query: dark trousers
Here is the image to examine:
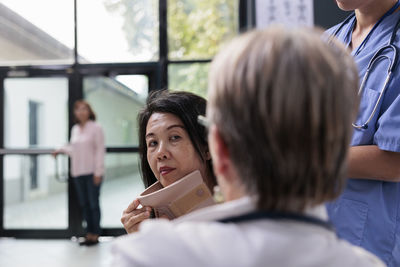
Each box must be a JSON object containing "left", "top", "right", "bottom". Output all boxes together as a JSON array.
[{"left": 73, "top": 174, "right": 101, "bottom": 235}]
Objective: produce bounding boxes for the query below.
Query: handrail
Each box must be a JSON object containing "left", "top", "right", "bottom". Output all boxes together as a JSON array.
[
  {"left": 0, "top": 147, "right": 139, "bottom": 183},
  {"left": 0, "top": 147, "right": 139, "bottom": 155},
  {"left": 54, "top": 156, "right": 69, "bottom": 183},
  {"left": 0, "top": 148, "right": 54, "bottom": 155},
  {"left": 0, "top": 148, "right": 69, "bottom": 183}
]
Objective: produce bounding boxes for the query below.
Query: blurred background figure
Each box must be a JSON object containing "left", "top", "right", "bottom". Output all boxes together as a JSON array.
[{"left": 53, "top": 100, "right": 105, "bottom": 246}]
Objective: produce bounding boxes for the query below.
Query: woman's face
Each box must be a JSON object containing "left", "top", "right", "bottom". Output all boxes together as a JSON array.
[
  {"left": 145, "top": 112, "right": 207, "bottom": 187},
  {"left": 74, "top": 103, "right": 90, "bottom": 123}
]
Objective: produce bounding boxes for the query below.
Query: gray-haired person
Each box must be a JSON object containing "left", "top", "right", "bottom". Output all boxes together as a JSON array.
[{"left": 111, "top": 26, "right": 384, "bottom": 267}]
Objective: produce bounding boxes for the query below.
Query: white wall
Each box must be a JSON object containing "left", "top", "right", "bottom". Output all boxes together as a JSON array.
[{"left": 4, "top": 77, "right": 68, "bottom": 203}]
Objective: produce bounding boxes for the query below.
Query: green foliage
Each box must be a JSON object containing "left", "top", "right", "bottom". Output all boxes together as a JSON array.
[
  {"left": 168, "top": 0, "right": 238, "bottom": 60},
  {"left": 103, "top": 0, "right": 238, "bottom": 97},
  {"left": 168, "top": 63, "right": 209, "bottom": 98},
  {"left": 104, "top": 0, "right": 159, "bottom": 60},
  {"left": 167, "top": 0, "right": 237, "bottom": 98}
]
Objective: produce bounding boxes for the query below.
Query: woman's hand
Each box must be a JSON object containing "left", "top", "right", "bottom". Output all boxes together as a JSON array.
[
  {"left": 93, "top": 175, "right": 102, "bottom": 186},
  {"left": 52, "top": 150, "right": 61, "bottom": 158},
  {"left": 121, "top": 199, "right": 152, "bottom": 234}
]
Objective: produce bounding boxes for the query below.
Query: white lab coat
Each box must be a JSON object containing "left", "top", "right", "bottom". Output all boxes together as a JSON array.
[{"left": 112, "top": 196, "right": 384, "bottom": 267}]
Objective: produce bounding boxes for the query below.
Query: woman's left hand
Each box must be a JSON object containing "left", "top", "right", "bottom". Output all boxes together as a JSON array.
[{"left": 93, "top": 175, "right": 102, "bottom": 185}]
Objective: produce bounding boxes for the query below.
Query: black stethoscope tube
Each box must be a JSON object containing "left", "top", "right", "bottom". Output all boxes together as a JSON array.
[{"left": 218, "top": 210, "right": 334, "bottom": 232}]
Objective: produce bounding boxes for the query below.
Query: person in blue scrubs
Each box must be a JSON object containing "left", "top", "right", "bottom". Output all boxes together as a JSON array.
[{"left": 327, "top": 1, "right": 400, "bottom": 266}]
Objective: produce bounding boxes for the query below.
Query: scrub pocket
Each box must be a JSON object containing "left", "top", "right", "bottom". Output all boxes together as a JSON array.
[
  {"left": 331, "top": 198, "right": 368, "bottom": 246},
  {"left": 354, "top": 88, "right": 380, "bottom": 127}
]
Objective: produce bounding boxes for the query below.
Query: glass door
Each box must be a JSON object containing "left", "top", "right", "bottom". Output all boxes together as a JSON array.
[
  {"left": 0, "top": 76, "right": 70, "bottom": 237},
  {"left": 0, "top": 71, "right": 155, "bottom": 238},
  {"left": 83, "top": 74, "right": 148, "bottom": 231}
]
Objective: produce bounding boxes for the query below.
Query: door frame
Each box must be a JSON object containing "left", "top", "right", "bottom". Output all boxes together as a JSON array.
[{"left": 0, "top": 64, "right": 157, "bottom": 238}]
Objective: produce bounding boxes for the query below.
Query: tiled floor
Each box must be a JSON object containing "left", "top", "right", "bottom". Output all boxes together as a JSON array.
[
  {"left": 1, "top": 173, "right": 145, "bottom": 266},
  {"left": 0, "top": 238, "right": 114, "bottom": 267},
  {"left": 0, "top": 175, "right": 144, "bottom": 267}
]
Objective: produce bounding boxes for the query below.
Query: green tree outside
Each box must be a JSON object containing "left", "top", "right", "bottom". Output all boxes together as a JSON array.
[
  {"left": 168, "top": 63, "right": 210, "bottom": 98},
  {"left": 104, "top": 0, "right": 238, "bottom": 98}
]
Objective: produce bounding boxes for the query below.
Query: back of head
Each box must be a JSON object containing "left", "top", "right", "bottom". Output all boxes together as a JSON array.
[{"left": 207, "top": 26, "right": 359, "bottom": 212}]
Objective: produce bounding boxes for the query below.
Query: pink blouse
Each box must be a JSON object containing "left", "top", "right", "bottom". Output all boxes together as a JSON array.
[{"left": 60, "top": 120, "right": 105, "bottom": 178}]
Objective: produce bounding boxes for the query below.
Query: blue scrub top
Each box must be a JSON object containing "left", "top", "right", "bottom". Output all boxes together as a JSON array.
[{"left": 327, "top": 10, "right": 400, "bottom": 267}]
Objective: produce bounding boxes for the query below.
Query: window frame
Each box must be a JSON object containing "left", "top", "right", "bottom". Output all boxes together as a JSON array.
[{"left": 0, "top": 0, "right": 251, "bottom": 238}]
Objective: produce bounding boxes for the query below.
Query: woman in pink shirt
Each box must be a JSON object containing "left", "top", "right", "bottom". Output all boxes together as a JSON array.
[{"left": 53, "top": 100, "right": 105, "bottom": 246}]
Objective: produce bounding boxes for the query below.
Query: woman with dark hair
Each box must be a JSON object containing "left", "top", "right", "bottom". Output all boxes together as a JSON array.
[
  {"left": 53, "top": 100, "right": 105, "bottom": 245},
  {"left": 121, "top": 90, "right": 216, "bottom": 233}
]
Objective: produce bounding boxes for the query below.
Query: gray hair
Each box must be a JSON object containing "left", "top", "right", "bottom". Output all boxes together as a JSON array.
[{"left": 207, "top": 26, "right": 359, "bottom": 212}]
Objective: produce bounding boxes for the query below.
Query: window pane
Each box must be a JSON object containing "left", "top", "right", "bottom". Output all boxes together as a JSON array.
[
  {"left": 83, "top": 76, "right": 147, "bottom": 146},
  {"left": 168, "top": 0, "right": 238, "bottom": 60},
  {"left": 100, "top": 153, "right": 144, "bottom": 228},
  {"left": 169, "top": 63, "right": 209, "bottom": 98},
  {"left": 0, "top": 0, "right": 74, "bottom": 66},
  {"left": 77, "top": 0, "right": 159, "bottom": 63},
  {"left": 4, "top": 77, "right": 69, "bottom": 148},
  {"left": 4, "top": 155, "right": 69, "bottom": 229}
]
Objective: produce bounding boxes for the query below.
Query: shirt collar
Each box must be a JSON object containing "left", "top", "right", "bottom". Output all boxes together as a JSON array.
[
  {"left": 175, "top": 196, "right": 329, "bottom": 223},
  {"left": 175, "top": 196, "right": 256, "bottom": 223}
]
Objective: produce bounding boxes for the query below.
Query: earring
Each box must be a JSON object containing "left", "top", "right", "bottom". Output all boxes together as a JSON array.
[{"left": 213, "top": 185, "right": 224, "bottom": 203}]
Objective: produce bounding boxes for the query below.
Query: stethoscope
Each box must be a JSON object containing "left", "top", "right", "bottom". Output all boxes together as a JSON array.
[
  {"left": 218, "top": 210, "right": 334, "bottom": 232},
  {"left": 333, "top": 1, "right": 400, "bottom": 129}
]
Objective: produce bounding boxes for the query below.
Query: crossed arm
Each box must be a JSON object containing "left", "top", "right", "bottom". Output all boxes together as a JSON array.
[{"left": 348, "top": 145, "right": 400, "bottom": 182}]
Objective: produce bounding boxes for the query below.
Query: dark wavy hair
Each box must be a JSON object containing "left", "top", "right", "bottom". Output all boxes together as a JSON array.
[{"left": 138, "top": 90, "right": 216, "bottom": 189}]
